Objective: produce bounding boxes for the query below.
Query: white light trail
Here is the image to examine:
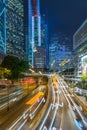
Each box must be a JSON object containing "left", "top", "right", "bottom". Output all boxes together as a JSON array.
[
  {"left": 17, "top": 119, "right": 27, "bottom": 130},
  {"left": 7, "top": 99, "right": 39, "bottom": 129},
  {"left": 39, "top": 104, "right": 52, "bottom": 130},
  {"left": 49, "top": 93, "right": 59, "bottom": 130},
  {"left": 29, "top": 97, "right": 45, "bottom": 119},
  {"left": 49, "top": 105, "right": 58, "bottom": 130}
]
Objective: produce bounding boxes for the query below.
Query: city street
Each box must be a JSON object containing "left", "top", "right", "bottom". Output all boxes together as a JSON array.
[
  {"left": 0, "top": 84, "right": 47, "bottom": 130},
  {"left": 38, "top": 75, "right": 77, "bottom": 130},
  {"left": 0, "top": 0, "right": 87, "bottom": 129}
]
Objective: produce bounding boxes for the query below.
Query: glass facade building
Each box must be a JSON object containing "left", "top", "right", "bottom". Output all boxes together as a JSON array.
[
  {"left": 0, "top": 0, "right": 6, "bottom": 62},
  {"left": 73, "top": 19, "right": 87, "bottom": 76},
  {"left": 41, "top": 16, "right": 49, "bottom": 69},
  {"left": 6, "top": 0, "right": 26, "bottom": 60},
  {"left": 49, "top": 34, "right": 72, "bottom": 71},
  {"left": 34, "top": 46, "right": 46, "bottom": 71},
  {"left": 27, "top": 0, "right": 41, "bottom": 67}
]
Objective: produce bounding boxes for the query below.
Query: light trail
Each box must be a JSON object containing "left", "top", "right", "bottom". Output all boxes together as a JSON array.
[
  {"left": 29, "top": 97, "right": 45, "bottom": 119},
  {"left": 49, "top": 105, "right": 58, "bottom": 130},
  {"left": 59, "top": 78, "right": 87, "bottom": 128},
  {"left": 17, "top": 119, "right": 27, "bottom": 130},
  {"left": 7, "top": 98, "right": 41, "bottom": 130},
  {"left": 39, "top": 104, "right": 52, "bottom": 130},
  {"left": 49, "top": 93, "right": 59, "bottom": 130},
  {"left": 58, "top": 81, "right": 70, "bottom": 106},
  {"left": 61, "top": 82, "right": 84, "bottom": 120},
  {"left": 52, "top": 84, "right": 56, "bottom": 105}
]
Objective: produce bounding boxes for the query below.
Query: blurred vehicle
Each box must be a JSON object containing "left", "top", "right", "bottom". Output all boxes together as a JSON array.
[{"left": 26, "top": 92, "right": 44, "bottom": 105}]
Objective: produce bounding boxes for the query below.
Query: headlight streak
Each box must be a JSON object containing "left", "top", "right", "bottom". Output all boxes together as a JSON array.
[
  {"left": 58, "top": 75, "right": 87, "bottom": 129},
  {"left": 8, "top": 96, "right": 45, "bottom": 130},
  {"left": 39, "top": 104, "right": 52, "bottom": 130},
  {"left": 40, "top": 77, "right": 63, "bottom": 130},
  {"left": 49, "top": 93, "right": 59, "bottom": 130},
  {"left": 52, "top": 83, "right": 56, "bottom": 105},
  {"left": 29, "top": 97, "right": 45, "bottom": 119}
]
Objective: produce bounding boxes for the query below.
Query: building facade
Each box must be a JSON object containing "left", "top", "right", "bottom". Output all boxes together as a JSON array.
[
  {"left": 49, "top": 33, "right": 72, "bottom": 71},
  {"left": 6, "top": 0, "right": 26, "bottom": 60},
  {"left": 49, "top": 43, "right": 57, "bottom": 70},
  {"left": 28, "top": 0, "right": 41, "bottom": 67},
  {"left": 0, "top": 0, "right": 6, "bottom": 62},
  {"left": 41, "top": 15, "right": 49, "bottom": 69},
  {"left": 34, "top": 46, "right": 46, "bottom": 71},
  {"left": 73, "top": 19, "right": 87, "bottom": 76}
]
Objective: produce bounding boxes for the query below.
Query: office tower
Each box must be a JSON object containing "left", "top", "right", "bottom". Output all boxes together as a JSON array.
[
  {"left": 6, "top": 0, "right": 26, "bottom": 60},
  {"left": 41, "top": 15, "right": 49, "bottom": 70},
  {"left": 49, "top": 42, "right": 57, "bottom": 70},
  {"left": 49, "top": 33, "right": 72, "bottom": 71},
  {"left": 0, "top": 0, "right": 6, "bottom": 62},
  {"left": 73, "top": 19, "right": 87, "bottom": 76},
  {"left": 34, "top": 46, "right": 46, "bottom": 71},
  {"left": 28, "top": 0, "right": 41, "bottom": 67}
]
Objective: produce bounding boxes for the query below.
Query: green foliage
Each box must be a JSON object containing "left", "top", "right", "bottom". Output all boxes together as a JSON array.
[
  {"left": 80, "top": 73, "right": 87, "bottom": 89},
  {"left": 1, "top": 55, "right": 20, "bottom": 70},
  {"left": 1, "top": 55, "right": 29, "bottom": 81},
  {"left": 81, "top": 73, "right": 87, "bottom": 82},
  {"left": 0, "top": 66, "right": 11, "bottom": 79},
  {"left": 19, "top": 60, "right": 29, "bottom": 72}
]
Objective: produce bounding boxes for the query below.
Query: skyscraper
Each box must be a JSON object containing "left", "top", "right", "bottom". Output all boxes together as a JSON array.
[
  {"left": 28, "top": 0, "right": 41, "bottom": 67},
  {"left": 49, "top": 33, "right": 72, "bottom": 71},
  {"left": 0, "top": 0, "right": 6, "bottom": 62},
  {"left": 6, "top": 0, "right": 26, "bottom": 60},
  {"left": 34, "top": 46, "right": 46, "bottom": 71},
  {"left": 41, "top": 15, "right": 49, "bottom": 69},
  {"left": 73, "top": 19, "right": 87, "bottom": 76}
]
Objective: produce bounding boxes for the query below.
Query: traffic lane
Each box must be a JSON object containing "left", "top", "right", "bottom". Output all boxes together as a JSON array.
[
  {"left": 57, "top": 77, "right": 78, "bottom": 130},
  {"left": 8, "top": 98, "right": 44, "bottom": 130},
  {"left": 0, "top": 97, "right": 29, "bottom": 130},
  {"left": 0, "top": 97, "right": 45, "bottom": 130},
  {"left": 0, "top": 91, "right": 46, "bottom": 129},
  {"left": 53, "top": 93, "right": 63, "bottom": 129},
  {"left": 60, "top": 93, "right": 77, "bottom": 130},
  {"left": 0, "top": 84, "right": 46, "bottom": 112},
  {"left": 20, "top": 102, "right": 45, "bottom": 130},
  {"left": 0, "top": 88, "right": 24, "bottom": 104},
  {"left": 0, "top": 93, "right": 23, "bottom": 111},
  {"left": 43, "top": 91, "right": 59, "bottom": 129},
  {"left": 60, "top": 79, "right": 87, "bottom": 129}
]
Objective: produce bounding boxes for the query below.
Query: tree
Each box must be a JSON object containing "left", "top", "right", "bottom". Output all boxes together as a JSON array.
[
  {"left": 0, "top": 66, "right": 11, "bottom": 79},
  {"left": 19, "top": 60, "right": 29, "bottom": 72},
  {"left": 80, "top": 73, "right": 87, "bottom": 89},
  {"left": 1, "top": 55, "right": 29, "bottom": 82}
]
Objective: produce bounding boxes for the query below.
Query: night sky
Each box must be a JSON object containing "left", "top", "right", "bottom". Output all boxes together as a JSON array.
[{"left": 41, "top": 0, "right": 87, "bottom": 36}]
